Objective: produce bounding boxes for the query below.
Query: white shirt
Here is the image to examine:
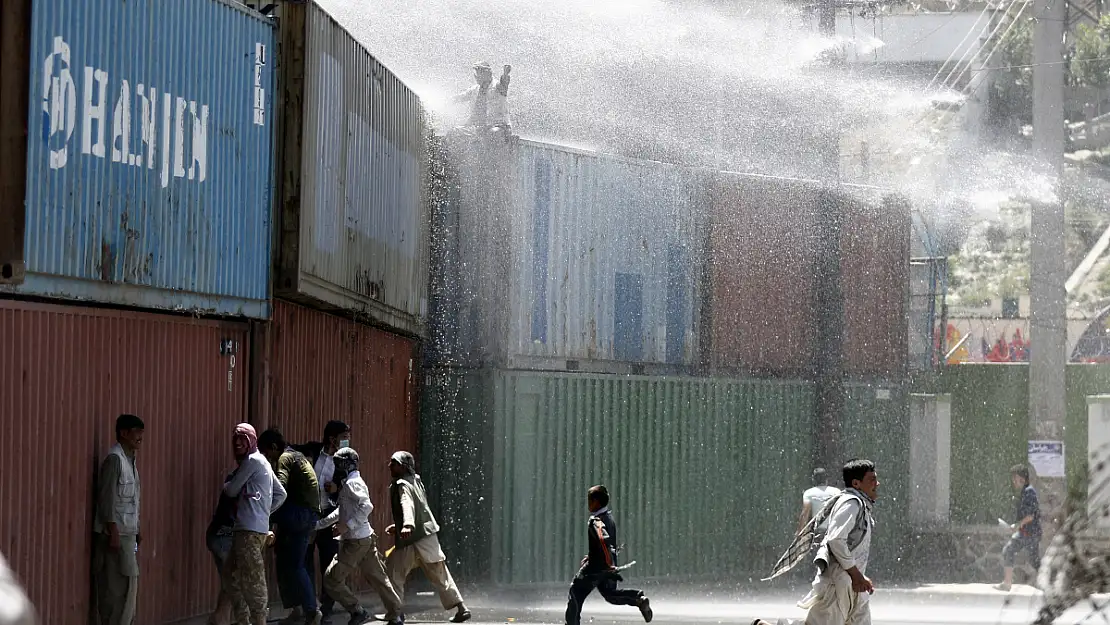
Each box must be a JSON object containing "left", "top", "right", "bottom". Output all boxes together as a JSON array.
[
  {"left": 314, "top": 452, "right": 335, "bottom": 504},
  {"left": 456, "top": 83, "right": 511, "bottom": 127},
  {"left": 804, "top": 485, "right": 841, "bottom": 528},
  {"left": 317, "top": 471, "right": 374, "bottom": 541},
  {"left": 823, "top": 495, "right": 872, "bottom": 574}
]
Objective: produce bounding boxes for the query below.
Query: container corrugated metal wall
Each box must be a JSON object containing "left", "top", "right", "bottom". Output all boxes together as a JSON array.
[
  {"left": 8, "top": 0, "right": 276, "bottom": 318},
  {"left": 841, "top": 195, "right": 910, "bottom": 377},
  {"left": 277, "top": 2, "right": 428, "bottom": 337},
  {"left": 0, "top": 298, "right": 249, "bottom": 625},
  {"left": 510, "top": 142, "right": 705, "bottom": 369},
  {"left": 841, "top": 380, "right": 910, "bottom": 578},
  {"left": 708, "top": 175, "right": 821, "bottom": 376},
  {"left": 424, "top": 368, "right": 816, "bottom": 584},
  {"left": 265, "top": 299, "right": 418, "bottom": 533},
  {"left": 706, "top": 179, "right": 909, "bottom": 379},
  {"left": 439, "top": 139, "right": 706, "bottom": 372}
]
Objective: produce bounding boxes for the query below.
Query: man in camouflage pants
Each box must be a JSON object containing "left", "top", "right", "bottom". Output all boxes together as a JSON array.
[{"left": 221, "top": 424, "right": 287, "bottom": 625}]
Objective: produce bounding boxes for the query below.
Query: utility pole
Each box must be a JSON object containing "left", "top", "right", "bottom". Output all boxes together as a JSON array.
[
  {"left": 1029, "top": 0, "right": 1067, "bottom": 511},
  {"left": 814, "top": 0, "right": 845, "bottom": 473}
]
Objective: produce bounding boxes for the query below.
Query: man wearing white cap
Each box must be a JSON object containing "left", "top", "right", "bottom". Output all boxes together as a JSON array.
[{"left": 318, "top": 448, "right": 403, "bottom": 625}]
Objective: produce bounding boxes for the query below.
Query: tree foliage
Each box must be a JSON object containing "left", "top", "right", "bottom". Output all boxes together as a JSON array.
[
  {"left": 990, "top": 13, "right": 1110, "bottom": 130},
  {"left": 1070, "top": 15, "right": 1110, "bottom": 92},
  {"left": 989, "top": 16, "right": 1034, "bottom": 128}
]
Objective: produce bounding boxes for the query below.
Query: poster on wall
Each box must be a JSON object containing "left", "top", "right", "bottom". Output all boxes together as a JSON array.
[{"left": 1028, "top": 440, "right": 1066, "bottom": 478}]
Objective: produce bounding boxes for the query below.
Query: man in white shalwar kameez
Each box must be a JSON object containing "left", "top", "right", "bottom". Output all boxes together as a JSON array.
[{"left": 798, "top": 459, "right": 879, "bottom": 625}]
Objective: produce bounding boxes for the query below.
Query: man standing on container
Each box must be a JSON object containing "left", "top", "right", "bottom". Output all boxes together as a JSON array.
[
  {"left": 93, "top": 414, "right": 144, "bottom": 625},
  {"left": 260, "top": 429, "right": 322, "bottom": 625},
  {"left": 294, "top": 420, "right": 350, "bottom": 619},
  {"left": 386, "top": 451, "right": 471, "bottom": 623},
  {"left": 454, "top": 61, "right": 512, "bottom": 136},
  {"left": 223, "top": 424, "right": 288, "bottom": 625}
]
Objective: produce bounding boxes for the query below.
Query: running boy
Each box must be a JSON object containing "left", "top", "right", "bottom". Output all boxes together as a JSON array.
[{"left": 564, "top": 485, "right": 652, "bottom": 625}]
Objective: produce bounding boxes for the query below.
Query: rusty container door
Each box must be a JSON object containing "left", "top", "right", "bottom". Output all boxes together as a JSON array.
[
  {"left": 266, "top": 299, "right": 418, "bottom": 534},
  {"left": 0, "top": 298, "right": 249, "bottom": 625},
  {"left": 707, "top": 174, "right": 821, "bottom": 377},
  {"left": 839, "top": 194, "right": 911, "bottom": 377}
]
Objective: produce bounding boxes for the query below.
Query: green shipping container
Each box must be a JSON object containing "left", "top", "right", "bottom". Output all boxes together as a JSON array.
[{"left": 422, "top": 369, "right": 910, "bottom": 585}]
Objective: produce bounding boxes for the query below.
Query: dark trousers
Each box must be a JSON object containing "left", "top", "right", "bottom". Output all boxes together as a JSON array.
[
  {"left": 274, "top": 504, "right": 318, "bottom": 614},
  {"left": 306, "top": 521, "right": 340, "bottom": 613},
  {"left": 1003, "top": 534, "right": 1041, "bottom": 568},
  {"left": 565, "top": 571, "right": 642, "bottom": 625}
]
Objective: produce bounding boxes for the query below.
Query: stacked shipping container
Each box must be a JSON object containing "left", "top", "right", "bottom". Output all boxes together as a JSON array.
[
  {"left": 264, "top": 299, "right": 419, "bottom": 533},
  {"left": 2, "top": 0, "right": 278, "bottom": 318},
  {"left": 706, "top": 175, "right": 822, "bottom": 376},
  {"left": 0, "top": 299, "right": 249, "bottom": 625},
  {"left": 275, "top": 1, "right": 429, "bottom": 338},
  {"left": 434, "top": 137, "right": 707, "bottom": 374},
  {"left": 0, "top": 2, "right": 279, "bottom": 621},
  {"left": 0, "top": 1, "right": 430, "bottom": 623},
  {"left": 0, "top": 0, "right": 915, "bottom": 611},
  {"left": 706, "top": 173, "right": 911, "bottom": 378},
  {"left": 432, "top": 137, "right": 910, "bottom": 378},
  {"left": 424, "top": 134, "right": 913, "bottom": 584}
]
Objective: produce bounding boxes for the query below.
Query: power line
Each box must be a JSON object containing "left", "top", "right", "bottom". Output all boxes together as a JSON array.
[
  {"left": 925, "top": 1, "right": 995, "bottom": 91},
  {"left": 967, "top": 55, "right": 1110, "bottom": 71}
]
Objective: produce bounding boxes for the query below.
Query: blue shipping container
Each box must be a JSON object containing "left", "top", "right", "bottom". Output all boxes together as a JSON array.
[{"left": 7, "top": 0, "right": 276, "bottom": 318}]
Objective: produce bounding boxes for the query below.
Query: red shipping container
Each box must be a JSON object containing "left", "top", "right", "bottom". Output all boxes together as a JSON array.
[
  {"left": 264, "top": 300, "right": 419, "bottom": 538},
  {"left": 840, "top": 195, "right": 910, "bottom": 377},
  {"left": 0, "top": 298, "right": 250, "bottom": 625},
  {"left": 708, "top": 175, "right": 821, "bottom": 376}
]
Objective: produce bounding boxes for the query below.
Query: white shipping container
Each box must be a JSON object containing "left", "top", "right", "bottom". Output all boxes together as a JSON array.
[
  {"left": 276, "top": 1, "right": 428, "bottom": 337},
  {"left": 438, "top": 137, "right": 706, "bottom": 372}
]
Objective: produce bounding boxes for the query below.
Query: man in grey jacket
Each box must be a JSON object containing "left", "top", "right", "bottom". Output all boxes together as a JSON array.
[
  {"left": 797, "top": 459, "right": 879, "bottom": 625},
  {"left": 385, "top": 451, "right": 470, "bottom": 623},
  {"left": 93, "top": 414, "right": 144, "bottom": 625}
]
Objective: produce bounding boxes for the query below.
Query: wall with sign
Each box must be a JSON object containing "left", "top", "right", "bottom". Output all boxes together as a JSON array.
[{"left": 914, "top": 364, "right": 1110, "bottom": 524}]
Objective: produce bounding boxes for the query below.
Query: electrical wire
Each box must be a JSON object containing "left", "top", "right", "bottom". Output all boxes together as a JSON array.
[
  {"left": 928, "top": 1, "right": 1030, "bottom": 129},
  {"left": 941, "top": 0, "right": 1023, "bottom": 93},
  {"left": 967, "top": 56, "right": 1110, "bottom": 72},
  {"left": 925, "top": 1, "right": 996, "bottom": 91}
]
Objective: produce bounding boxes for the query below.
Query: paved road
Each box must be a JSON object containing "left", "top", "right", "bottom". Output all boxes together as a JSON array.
[{"left": 321, "top": 586, "right": 1108, "bottom": 625}]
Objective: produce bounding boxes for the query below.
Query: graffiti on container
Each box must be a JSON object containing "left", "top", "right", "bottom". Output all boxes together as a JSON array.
[
  {"left": 938, "top": 321, "right": 1031, "bottom": 363},
  {"left": 41, "top": 35, "right": 210, "bottom": 187},
  {"left": 981, "top": 328, "right": 1029, "bottom": 362},
  {"left": 253, "top": 44, "right": 267, "bottom": 127}
]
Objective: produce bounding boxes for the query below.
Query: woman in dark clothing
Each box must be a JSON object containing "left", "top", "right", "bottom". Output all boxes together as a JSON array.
[{"left": 996, "top": 464, "right": 1042, "bottom": 592}]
